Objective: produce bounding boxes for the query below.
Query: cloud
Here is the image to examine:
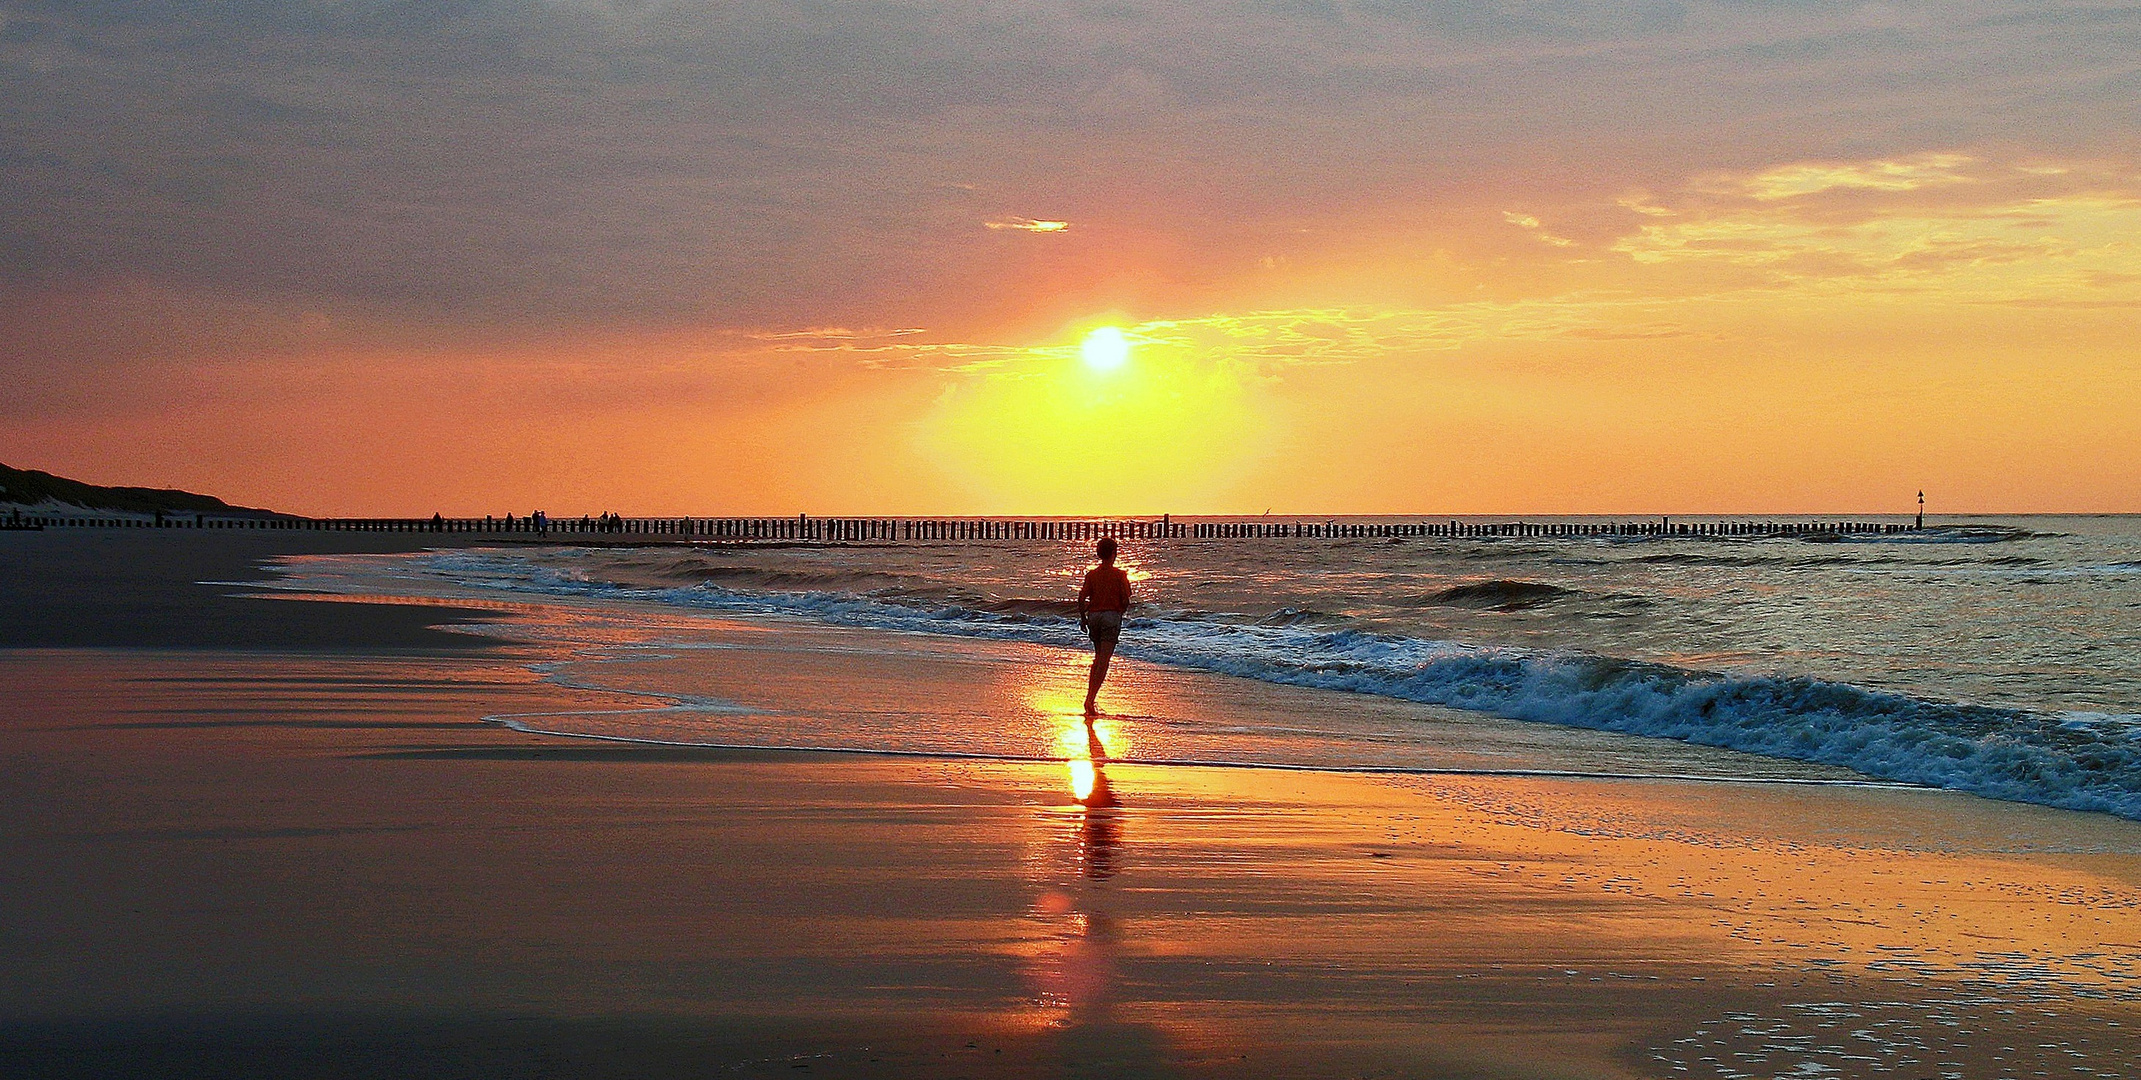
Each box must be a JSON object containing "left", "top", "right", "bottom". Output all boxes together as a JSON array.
[
  {"left": 4, "top": 0, "right": 2139, "bottom": 336},
  {"left": 1609, "top": 153, "right": 2141, "bottom": 301},
  {"left": 983, "top": 217, "right": 1071, "bottom": 233},
  {"left": 1502, "top": 211, "right": 1576, "bottom": 247},
  {"left": 1713, "top": 153, "right": 1982, "bottom": 200}
]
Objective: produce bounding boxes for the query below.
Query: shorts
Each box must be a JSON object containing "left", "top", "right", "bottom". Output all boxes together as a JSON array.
[{"left": 1085, "top": 610, "right": 1123, "bottom": 646}]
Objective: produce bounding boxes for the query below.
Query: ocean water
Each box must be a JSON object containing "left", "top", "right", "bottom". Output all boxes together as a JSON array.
[{"left": 269, "top": 515, "right": 2141, "bottom": 820}]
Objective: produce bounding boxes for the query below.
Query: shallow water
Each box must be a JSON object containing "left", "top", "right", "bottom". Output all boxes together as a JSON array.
[{"left": 266, "top": 514, "right": 2141, "bottom": 819}]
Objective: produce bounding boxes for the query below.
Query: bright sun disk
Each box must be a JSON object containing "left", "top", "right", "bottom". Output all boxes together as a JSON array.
[{"left": 1080, "top": 326, "right": 1130, "bottom": 372}]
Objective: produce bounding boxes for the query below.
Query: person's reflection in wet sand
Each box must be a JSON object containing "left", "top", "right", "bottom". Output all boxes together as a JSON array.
[
  {"left": 1021, "top": 714, "right": 1175, "bottom": 1070},
  {"left": 1073, "top": 718, "right": 1120, "bottom": 876},
  {"left": 1049, "top": 717, "right": 1175, "bottom": 1065},
  {"left": 1068, "top": 717, "right": 1117, "bottom": 809},
  {"left": 1077, "top": 798, "right": 1121, "bottom": 880},
  {"left": 1028, "top": 734, "right": 1123, "bottom": 1019},
  {"left": 1027, "top": 715, "right": 1127, "bottom": 1009}
]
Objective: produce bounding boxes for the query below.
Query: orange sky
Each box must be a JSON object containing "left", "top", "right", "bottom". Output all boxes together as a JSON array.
[{"left": 3, "top": 4, "right": 2137, "bottom": 515}]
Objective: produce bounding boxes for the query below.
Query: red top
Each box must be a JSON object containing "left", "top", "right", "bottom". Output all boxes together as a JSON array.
[{"left": 1080, "top": 565, "right": 1131, "bottom": 613}]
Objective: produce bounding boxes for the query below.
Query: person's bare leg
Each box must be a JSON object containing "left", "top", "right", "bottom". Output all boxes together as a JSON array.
[{"left": 1084, "top": 640, "right": 1115, "bottom": 715}]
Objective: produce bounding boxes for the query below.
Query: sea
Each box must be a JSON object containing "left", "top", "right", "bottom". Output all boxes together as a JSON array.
[{"left": 268, "top": 515, "right": 2141, "bottom": 821}]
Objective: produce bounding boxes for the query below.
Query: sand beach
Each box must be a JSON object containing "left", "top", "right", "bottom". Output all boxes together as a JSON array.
[{"left": 3, "top": 530, "right": 2139, "bottom": 1079}]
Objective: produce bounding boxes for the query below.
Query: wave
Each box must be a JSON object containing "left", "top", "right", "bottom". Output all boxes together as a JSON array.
[
  {"left": 1258, "top": 607, "right": 1354, "bottom": 627},
  {"left": 1415, "top": 579, "right": 1576, "bottom": 610},
  {"left": 405, "top": 551, "right": 2141, "bottom": 821},
  {"left": 1883, "top": 525, "right": 2042, "bottom": 544},
  {"left": 977, "top": 596, "right": 1084, "bottom": 620},
  {"left": 1634, "top": 552, "right": 1781, "bottom": 567}
]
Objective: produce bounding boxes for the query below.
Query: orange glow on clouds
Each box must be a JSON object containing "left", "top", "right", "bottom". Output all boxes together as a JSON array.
[
  {"left": 4, "top": 152, "right": 2138, "bottom": 515},
  {"left": 986, "top": 217, "right": 1071, "bottom": 233}
]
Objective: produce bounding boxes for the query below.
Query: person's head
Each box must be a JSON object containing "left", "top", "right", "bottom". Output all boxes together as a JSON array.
[{"left": 1096, "top": 537, "right": 1117, "bottom": 564}]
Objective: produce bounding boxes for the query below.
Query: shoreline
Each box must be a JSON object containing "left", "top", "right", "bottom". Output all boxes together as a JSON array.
[{"left": 229, "top": 531, "right": 2141, "bottom": 823}]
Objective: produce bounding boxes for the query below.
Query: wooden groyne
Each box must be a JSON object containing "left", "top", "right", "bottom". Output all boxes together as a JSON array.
[{"left": 7, "top": 510, "right": 1924, "bottom": 541}]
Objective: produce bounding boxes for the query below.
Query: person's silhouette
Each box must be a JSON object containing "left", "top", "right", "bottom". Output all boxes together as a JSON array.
[{"left": 1077, "top": 538, "right": 1131, "bottom": 715}]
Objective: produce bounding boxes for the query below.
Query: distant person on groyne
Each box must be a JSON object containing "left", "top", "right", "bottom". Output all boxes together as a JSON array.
[{"left": 1078, "top": 537, "right": 1132, "bottom": 716}]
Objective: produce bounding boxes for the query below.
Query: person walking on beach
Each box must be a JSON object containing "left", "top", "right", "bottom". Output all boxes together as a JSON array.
[{"left": 1078, "top": 537, "right": 1132, "bottom": 715}]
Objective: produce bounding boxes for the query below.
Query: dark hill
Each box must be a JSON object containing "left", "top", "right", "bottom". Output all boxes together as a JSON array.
[{"left": 0, "top": 463, "right": 276, "bottom": 516}]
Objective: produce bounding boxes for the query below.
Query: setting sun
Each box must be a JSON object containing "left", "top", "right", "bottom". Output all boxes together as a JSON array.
[
  {"left": 1080, "top": 326, "right": 1131, "bottom": 373},
  {"left": 918, "top": 323, "right": 1267, "bottom": 510}
]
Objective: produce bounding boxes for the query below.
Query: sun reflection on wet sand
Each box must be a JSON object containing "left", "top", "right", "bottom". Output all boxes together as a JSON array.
[
  {"left": 1030, "top": 686, "right": 1130, "bottom": 808},
  {"left": 1066, "top": 756, "right": 1098, "bottom": 802},
  {"left": 1022, "top": 703, "right": 1132, "bottom": 1031},
  {"left": 1021, "top": 806, "right": 1128, "bottom": 1050},
  {"left": 1062, "top": 724, "right": 1118, "bottom": 809}
]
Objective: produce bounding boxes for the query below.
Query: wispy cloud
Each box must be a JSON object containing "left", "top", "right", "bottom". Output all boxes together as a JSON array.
[
  {"left": 1502, "top": 211, "right": 1576, "bottom": 247},
  {"left": 1714, "top": 154, "right": 1982, "bottom": 200},
  {"left": 983, "top": 217, "right": 1070, "bottom": 233},
  {"left": 1612, "top": 154, "right": 2141, "bottom": 301}
]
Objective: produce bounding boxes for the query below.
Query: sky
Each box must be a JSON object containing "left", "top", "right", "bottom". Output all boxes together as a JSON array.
[{"left": 3, "top": 0, "right": 2138, "bottom": 515}]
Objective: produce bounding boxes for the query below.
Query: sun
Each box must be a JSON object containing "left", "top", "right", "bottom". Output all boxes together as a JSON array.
[{"left": 1080, "top": 326, "right": 1131, "bottom": 372}]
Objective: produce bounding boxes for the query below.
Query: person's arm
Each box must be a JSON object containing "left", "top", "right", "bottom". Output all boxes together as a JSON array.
[{"left": 1077, "top": 572, "right": 1092, "bottom": 627}]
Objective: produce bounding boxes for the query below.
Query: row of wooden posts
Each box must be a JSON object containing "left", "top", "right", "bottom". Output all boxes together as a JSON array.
[{"left": 9, "top": 510, "right": 1923, "bottom": 541}]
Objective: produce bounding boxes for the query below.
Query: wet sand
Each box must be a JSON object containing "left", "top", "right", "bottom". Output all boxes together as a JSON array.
[
  {"left": 0, "top": 529, "right": 505, "bottom": 651},
  {"left": 3, "top": 532, "right": 2140, "bottom": 1078}
]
